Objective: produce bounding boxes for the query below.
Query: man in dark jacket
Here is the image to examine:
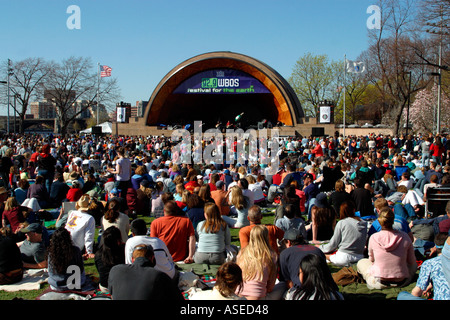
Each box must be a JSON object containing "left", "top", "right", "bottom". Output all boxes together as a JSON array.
[
  {"left": 108, "top": 244, "right": 184, "bottom": 300},
  {"left": 49, "top": 172, "right": 70, "bottom": 208},
  {"left": 350, "top": 177, "right": 375, "bottom": 218}
]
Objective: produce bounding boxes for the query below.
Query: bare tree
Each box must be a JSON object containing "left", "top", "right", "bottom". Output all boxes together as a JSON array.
[
  {"left": 0, "top": 58, "right": 51, "bottom": 133},
  {"left": 361, "top": 0, "right": 430, "bottom": 135},
  {"left": 42, "top": 56, "right": 120, "bottom": 135},
  {"left": 419, "top": 0, "right": 450, "bottom": 35}
]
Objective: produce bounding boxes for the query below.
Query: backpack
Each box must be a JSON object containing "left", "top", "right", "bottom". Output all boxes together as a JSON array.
[{"left": 332, "top": 266, "right": 363, "bottom": 286}]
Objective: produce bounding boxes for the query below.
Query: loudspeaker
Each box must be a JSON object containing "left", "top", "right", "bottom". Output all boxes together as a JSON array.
[
  {"left": 311, "top": 127, "right": 324, "bottom": 137},
  {"left": 91, "top": 126, "right": 102, "bottom": 135}
]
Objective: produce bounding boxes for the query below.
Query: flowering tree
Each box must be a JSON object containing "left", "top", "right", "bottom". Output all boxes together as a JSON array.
[{"left": 404, "top": 84, "right": 450, "bottom": 134}]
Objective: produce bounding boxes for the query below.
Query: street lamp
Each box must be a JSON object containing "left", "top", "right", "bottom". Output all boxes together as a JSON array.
[
  {"left": 427, "top": 72, "right": 442, "bottom": 135},
  {"left": 0, "top": 80, "right": 7, "bottom": 133},
  {"left": 425, "top": 5, "right": 448, "bottom": 135},
  {"left": 6, "top": 59, "right": 13, "bottom": 135},
  {"left": 13, "top": 93, "right": 20, "bottom": 135},
  {"left": 405, "top": 71, "right": 412, "bottom": 137}
]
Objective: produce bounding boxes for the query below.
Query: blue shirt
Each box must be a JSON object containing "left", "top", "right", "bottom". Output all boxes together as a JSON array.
[
  {"left": 368, "top": 215, "right": 411, "bottom": 237},
  {"left": 416, "top": 256, "right": 450, "bottom": 300}
]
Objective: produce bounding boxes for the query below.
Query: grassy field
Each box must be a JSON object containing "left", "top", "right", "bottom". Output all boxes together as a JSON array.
[
  {"left": 1, "top": 207, "right": 417, "bottom": 301},
  {"left": 0, "top": 207, "right": 276, "bottom": 300}
]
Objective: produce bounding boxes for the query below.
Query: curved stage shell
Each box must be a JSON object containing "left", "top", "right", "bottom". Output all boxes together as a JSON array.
[{"left": 144, "top": 51, "right": 304, "bottom": 129}]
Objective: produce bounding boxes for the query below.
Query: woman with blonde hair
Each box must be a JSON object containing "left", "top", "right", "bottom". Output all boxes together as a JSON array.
[
  {"left": 237, "top": 166, "right": 247, "bottom": 179},
  {"left": 169, "top": 163, "right": 181, "bottom": 180},
  {"left": 193, "top": 202, "right": 230, "bottom": 265},
  {"left": 236, "top": 225, "right": 278, "bottom": 300},
  {"left": 222, "top": 186, "right": 250, "bottom": 228}
]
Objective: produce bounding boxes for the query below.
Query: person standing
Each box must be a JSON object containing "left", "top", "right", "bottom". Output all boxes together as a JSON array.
[
  {"left": 36, "top": 144, "right": 57, "bottom": 193},
  {"left": 108, "top": 147, "right": 132, "bottom": 199}
]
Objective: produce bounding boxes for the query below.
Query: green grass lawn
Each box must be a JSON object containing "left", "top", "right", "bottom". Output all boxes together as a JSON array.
[
  {"left": 0, "top": 207, "right": 416, "bottom": 301},
  {"left": 0, "top": 208, "right": 276, "bottom": 300}
]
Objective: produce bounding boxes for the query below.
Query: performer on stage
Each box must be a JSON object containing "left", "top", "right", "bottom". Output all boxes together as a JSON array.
[{"left": 235, "top": 112, "right": 244, "bottom": 129}]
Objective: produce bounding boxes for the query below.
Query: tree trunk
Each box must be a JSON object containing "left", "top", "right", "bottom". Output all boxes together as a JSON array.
[{"left": 18, "top": 114, "right": 25, "bottom": 134}]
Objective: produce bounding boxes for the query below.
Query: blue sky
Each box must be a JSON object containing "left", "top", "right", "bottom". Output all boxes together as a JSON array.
[{"left": 0, "top": 0, "right": 376, "bottom": 114}]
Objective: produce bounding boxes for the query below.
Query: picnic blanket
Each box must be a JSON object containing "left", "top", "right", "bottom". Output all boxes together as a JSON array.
[
  {"left": 175, "top": 263, "right": 220, "bottom": 299},
  {"left": 0, "top": 269, "right": 48, "bottom": 292}
]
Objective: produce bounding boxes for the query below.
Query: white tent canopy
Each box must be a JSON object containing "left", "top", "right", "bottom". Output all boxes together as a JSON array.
[{"left": 80, "top": 121, "right": 112, "bottom": 134}]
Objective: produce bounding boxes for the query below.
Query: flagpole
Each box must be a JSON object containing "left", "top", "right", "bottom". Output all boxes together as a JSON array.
[
  {"left": 97, "top": 63, "right": 100, "bottom": 126},
  {"left": 343, "top": 54, "right": 346, "bottom": 138}
]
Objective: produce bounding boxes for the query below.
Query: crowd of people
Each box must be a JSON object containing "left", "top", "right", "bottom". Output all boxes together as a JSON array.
[{"left": 0, "top": 130, "right": 448, "bottom": 300}]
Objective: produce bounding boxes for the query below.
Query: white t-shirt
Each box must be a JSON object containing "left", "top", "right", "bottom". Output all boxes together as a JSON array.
[
  {"left": 101, "top": 212, "right": 130, "bottom": 244},
  {"left": 64, "top": 210, "right": 96, "bottom": 254},
  {"left": 124, "top": 235, "right": 176, "bottom": 279}
]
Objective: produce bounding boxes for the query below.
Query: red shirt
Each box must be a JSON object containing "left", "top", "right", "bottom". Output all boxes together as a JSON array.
[
  {"left": 150, "top": 215, "right": 195, "bottom": 262},
  {"left": 184, "top": 181, "right": 199, "bottom": 193},
  {"left": 430, "top": 144, "right": 445, "bottom": 158},
  {"left": 29, "top": 152, "right": 39, "bottom": 163},
  {"left": 312, "top": 144, "right": 324, "bottom": 157},
  {"left": 2, "top": 207, "right": 26, "bottom": 233},
  {"left": 66, "top": 188, "right": 83, "bottom": 202}
]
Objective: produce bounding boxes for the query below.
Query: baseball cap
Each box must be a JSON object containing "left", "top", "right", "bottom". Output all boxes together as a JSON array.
[
  {"left": 20, "top": 223, "right": 43, "bottom": 234},
  {"left": 439, "top": 219, "right": 450, "bottom": 234},
  {"left": 314, "top": 193, "right": 329, "bottom": 208},
  {"left": 216, "top": 180, "right": 225, "bottom": 189}
]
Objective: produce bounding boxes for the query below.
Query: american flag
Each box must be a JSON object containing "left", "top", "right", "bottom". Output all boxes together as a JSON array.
[{"left": 100, "top": 65, "right": 112, "bottom": 77}]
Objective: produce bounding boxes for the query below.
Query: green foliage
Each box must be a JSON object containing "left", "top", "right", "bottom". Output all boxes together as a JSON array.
[{"left": 288, "top": 53, "right": 344, "bottom": 117}]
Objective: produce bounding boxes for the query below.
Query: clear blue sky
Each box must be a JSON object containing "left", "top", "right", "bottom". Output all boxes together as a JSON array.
[{"left": 0, "top": 0, "right": 376, "bottom": 114}]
